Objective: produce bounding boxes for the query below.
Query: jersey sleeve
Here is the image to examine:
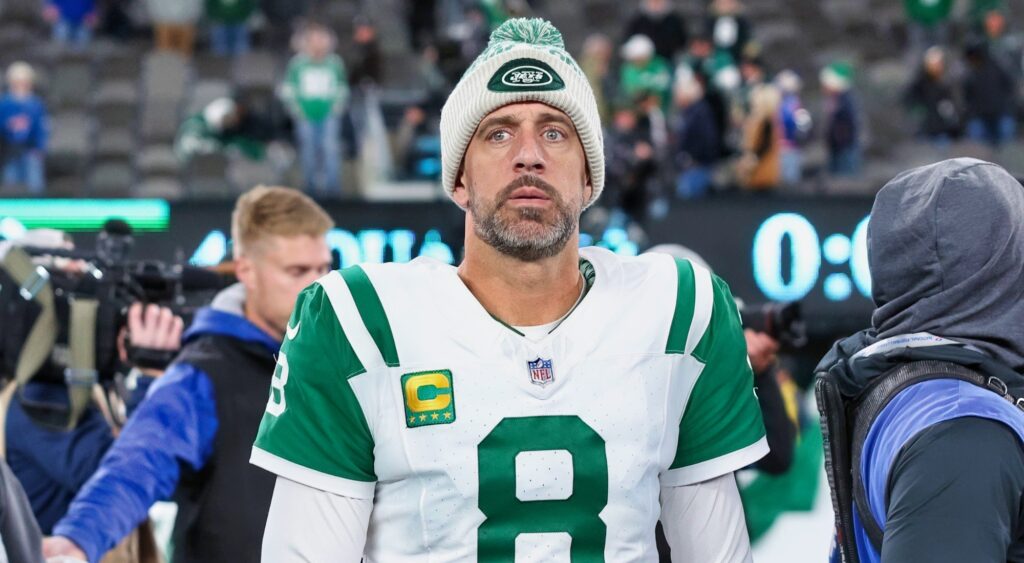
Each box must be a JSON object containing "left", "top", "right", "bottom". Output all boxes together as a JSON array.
[
  {"left": 663, "top": 266, "right": 768, "bottom": 486},
  {"left": 251, "top": 282, "right": 377, "bottom": 499}
]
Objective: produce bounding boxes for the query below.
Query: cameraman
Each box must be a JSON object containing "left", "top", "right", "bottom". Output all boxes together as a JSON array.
[
  {"left": 744, "top": 327, "right": 796, "bottom": 475},
  {"left": 5, "top": 302, "right": 183, "bottom": 537},
  {"left": 44, "top": 186, "right": 333, "bottom": 563}
]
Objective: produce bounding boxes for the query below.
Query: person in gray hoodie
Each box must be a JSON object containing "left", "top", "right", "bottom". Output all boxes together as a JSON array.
[{"left": 816, "top": 158, "right": 1024, "bottom": 563}]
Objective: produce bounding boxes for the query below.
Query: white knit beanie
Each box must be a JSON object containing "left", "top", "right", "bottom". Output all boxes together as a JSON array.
[{"left": 440, "top": 18, "right": 605, "bottom": 208}]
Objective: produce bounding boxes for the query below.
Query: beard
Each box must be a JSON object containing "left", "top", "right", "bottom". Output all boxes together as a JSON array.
[{"left": 467, "top": 174, "right": 581, "bottom": 262}]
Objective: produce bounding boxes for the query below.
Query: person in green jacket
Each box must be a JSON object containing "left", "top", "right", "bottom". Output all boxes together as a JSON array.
[
  {"left": 619, "top": 34, "right": 673, "bottom": 110},
  {"left": 174, "top": 97, "right": 271, "bottom": 163},
  {"left": 206, "top": 0, "right": 256, "bottom": 56},
  {"left": 281, "top": 23, "right": 349, "bottom": 194},
  {"left": 904, "top": 0, "right": 953, "bottom": 57}
]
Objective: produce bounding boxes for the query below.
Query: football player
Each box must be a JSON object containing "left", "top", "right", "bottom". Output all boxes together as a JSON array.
[{"left": 252, "top": 18, "right": 767, "bottom": 562}]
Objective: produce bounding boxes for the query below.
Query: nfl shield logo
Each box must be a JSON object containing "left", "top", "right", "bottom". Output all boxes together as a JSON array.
[{"left": 527, "top": 358, "right": 554, "bottom": 387}]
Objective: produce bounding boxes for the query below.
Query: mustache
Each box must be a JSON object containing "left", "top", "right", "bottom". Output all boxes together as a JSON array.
[{"left": 498, "top": 174, "right": 559, "bottom": 202}]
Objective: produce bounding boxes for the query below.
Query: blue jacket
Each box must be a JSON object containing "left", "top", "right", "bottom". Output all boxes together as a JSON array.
[
  {"left": 48, "top": 0, "right": 96, "bottom": 23},
  {"left": 6, "top": 383, "right": 114, "bottom": 535},
  {"left": 0, "top": 94, "right": 48, "bottom": 151},
  {"left": 52, "top": 300, "right": 279, "bottom": 563},
  {"left": 847, "top": 379, "right": 1024, "bottom": 563}
]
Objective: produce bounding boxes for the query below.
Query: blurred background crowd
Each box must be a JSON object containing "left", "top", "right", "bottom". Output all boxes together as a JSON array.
[{"left": 0, "top": 0, "right": 1021, "bottom": 220}]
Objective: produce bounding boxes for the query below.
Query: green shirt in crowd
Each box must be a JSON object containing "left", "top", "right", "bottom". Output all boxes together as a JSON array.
[
  {"left": 620, "top": 55, "right": 673, "bottom": 108},
  {"left": 904, "top": 0, "right": 954, "bottom": 26},
  {"left": 281, "top": 54, "right": 350, "bottom": 123},
  {"left": 205, "top": 0, "right": 257, "bottom": 23}
]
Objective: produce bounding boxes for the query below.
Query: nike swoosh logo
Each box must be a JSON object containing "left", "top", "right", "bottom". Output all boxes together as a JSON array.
[{"left": 286, "top": 321, "right": 301, "bottom": 341}]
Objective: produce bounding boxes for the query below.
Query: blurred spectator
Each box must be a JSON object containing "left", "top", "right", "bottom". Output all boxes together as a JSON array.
[
  {"left": 963, "top": 39, "right": 1016, "bottom": 147},
  {"left": 206, "top": 0, "right": 257, "bottom": 57},
  {"left": 706, "top": 0, "right": 751, "bottom": 63},
  {"left": 406, "top": 0, "right": 437, "bottom": 50},
  {"left": 737, "top": 83, "right": 782, "bottom": 190},
  {"left": 43, "top": 0, "right": 97, "bottom": 50},
  {"left": 636, "top": 90, "right": 669, "bottom": 158},
  {"left": 145, "top": 0, "right": 202, "bottom": 56},
  {"left": 620, "top": 34, "right": 672, "bottom": 110},
  {"left": 672, "top": 77, "right": 719, "bottom": 199},
  {"left": 260, "top": 0, "right": 313, "bottom": 49},
  {"left": 605, "top": 105, "right": 656, "bottom": 225},
  {"left": 981, "top": 9, "right": 1024, "bottom": 81},
  {"left": 175, "top": 97, "right": 278, "bottom": 163},
  {"left": 904, "top": 0, "right": 953, "bottom": 57},
  {"left": 282, "top": 23, "right": 349, "bottom": 194},
  {"left": 348, "top": 18, "right": 383, "bottom": 88},
  {"left": 458, "top": 4, "right": 492, "bottom": 64},
  {"left": 0, "top": 63, "right": 48, "bottom": 194},
  {"left": 677, "top": 33, "right": 734, "bottom": 158},
  {"left": 580, "top": 33, "right": 614, "bottom": 125},
  {"left": 820, "top": 61, "right": 861, "bottom": 176},
  {"left": 776, "top": 70, "right": 811, "bottom": 187},
  {"left": 394, "top": 105, "right": 441, "bottom": 180},
  {"left": 903, "top": 46, "right": 961, "bottom": 146},
  {"left": 622, "top": 0, "right": 688, "bottom": 63}
]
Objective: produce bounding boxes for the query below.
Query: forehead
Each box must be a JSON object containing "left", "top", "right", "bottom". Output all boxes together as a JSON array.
[
  {"left": 479, "top": 102, "right": 573, "bottom": 125},
  {"left": 256, "top": 234, "right": 330, "bottom": 262}
]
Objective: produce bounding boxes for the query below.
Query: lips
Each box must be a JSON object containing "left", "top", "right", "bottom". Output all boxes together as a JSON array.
[{"left": 508, "top": 186, "right": 552, "bottom": 201}]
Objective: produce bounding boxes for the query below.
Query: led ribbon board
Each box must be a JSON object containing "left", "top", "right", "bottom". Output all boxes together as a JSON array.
[{"left": 0, "top": 199, "right": 170, "bottom": 232}]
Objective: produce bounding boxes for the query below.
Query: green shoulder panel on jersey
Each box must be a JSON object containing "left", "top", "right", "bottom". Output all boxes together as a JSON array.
[
  {"left": 340, "top": 265, "right": 400, "bottom": 367},
  {"left": 665, "top": 258, "right": 697, "bottom": 354},
  {"left": 252, "top": 281, "right": 377, "bottom": 482},
  {"left": 670, "top": 274, "right": 766, "bottom": 470}
]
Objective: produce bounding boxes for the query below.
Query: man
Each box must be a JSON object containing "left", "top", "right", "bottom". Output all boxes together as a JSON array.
[
  {"left": 253, "top": 19, "right": 767, "bottom": 561},
  {"left": 0, "top": 62, "right": 48, "bottom": 194},
  {"left": 281, "top": 23, "right": 349, "bottom": 194},
  {"left": 43, "top": 186, "right": 334, "bottom": 562},
  {"left": 817, "top": 158, "right": 1024, "bottom": 562}
]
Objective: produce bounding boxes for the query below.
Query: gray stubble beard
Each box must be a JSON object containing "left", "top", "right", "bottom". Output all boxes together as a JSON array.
[{"left": 468, "top": 175, "right": 581, "bottom": 262}]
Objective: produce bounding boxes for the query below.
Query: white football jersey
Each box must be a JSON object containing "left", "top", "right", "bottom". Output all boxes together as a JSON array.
[{"left": 252, "top": 246, "right": 767, "bottom": 562}]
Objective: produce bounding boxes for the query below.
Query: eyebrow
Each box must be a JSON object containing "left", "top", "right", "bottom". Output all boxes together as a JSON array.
[{"left": 475, "top": 111, "right": 576, "bottom": 138}]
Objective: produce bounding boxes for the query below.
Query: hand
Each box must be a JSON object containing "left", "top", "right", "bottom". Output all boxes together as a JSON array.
[
  {"left": 118, "top": 303, "right": 184, "bottom": 375},
  {"left": 128, "top": 303, "right": 184, "bottom": 351},
  {"left": 744, "top": 329, "right": 779, "bottom": 375},
  {"left": 42, "top": 536, "right": 87, "bottom": 561}
]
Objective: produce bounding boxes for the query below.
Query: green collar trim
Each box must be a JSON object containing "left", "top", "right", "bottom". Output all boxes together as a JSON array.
[{"left": 489, "top": 258, "right": 595, "bottom": 337}]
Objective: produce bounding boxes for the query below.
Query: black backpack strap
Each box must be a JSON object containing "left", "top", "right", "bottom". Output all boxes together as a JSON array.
[
  {"left": 815, "top": 373, "right": 861, "bottom": 563},
  {"left": 849, "top": 360, "right": 1001, "bottom": 552}
]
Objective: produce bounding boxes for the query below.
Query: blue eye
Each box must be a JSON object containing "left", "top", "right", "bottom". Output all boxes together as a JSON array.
[
  {"left": 544, "top": 129, "right": 565, "bottom": 141},
  {"left": 490, "top": 130, "right": 510, "bottom": 142}
]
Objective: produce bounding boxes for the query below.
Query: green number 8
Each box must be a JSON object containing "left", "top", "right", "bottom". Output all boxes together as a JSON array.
[{"left": 477, "top": 415, "right": 608, "bottom": 562}]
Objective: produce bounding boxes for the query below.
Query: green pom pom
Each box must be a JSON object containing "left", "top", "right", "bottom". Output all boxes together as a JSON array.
[{"left": 489, "top": 18, "right": 564, "bottom": 49}]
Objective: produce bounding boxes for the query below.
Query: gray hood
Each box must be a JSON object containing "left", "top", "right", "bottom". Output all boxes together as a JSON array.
[{"left": 867, "top": 158, "right": 1024, "bottom": 372}]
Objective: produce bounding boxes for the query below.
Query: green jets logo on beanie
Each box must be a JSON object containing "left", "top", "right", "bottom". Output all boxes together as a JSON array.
[{"left": 488, "top": 58, "right": 565, "bottom": 92}]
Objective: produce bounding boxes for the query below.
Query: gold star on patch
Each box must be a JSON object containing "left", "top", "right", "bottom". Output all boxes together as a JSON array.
[
  {"left": 431, "top": 413, "right": 440, "bottom": 420},
  {"left": 419, "top": 414, "right": 428, "bottom": 422},
  {"left": 409, "top": 416, "right": 416, "bottom": 424},
  {"left": 443, "top": 412, "right": 453, "bottom": 420}
]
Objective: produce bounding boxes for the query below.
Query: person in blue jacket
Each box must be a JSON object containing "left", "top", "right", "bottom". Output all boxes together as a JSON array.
[
  {"left": 817, "top": 158, "right": 1024, "bottom": 562},
  {"left": 0, "top": 62, "right": 48, "bottom": 194},
  {"left": 6, "top": 302, "right": 182, "bottom": 536},
  {"left": 43, "top": 0, "right": 97, "bottom": 50},
  {"left": 43, "top": 186, "right": 334, "bottom": 563}
]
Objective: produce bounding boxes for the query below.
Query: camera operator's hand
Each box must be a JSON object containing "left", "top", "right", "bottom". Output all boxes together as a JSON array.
[
  {"left": 42, "top": 536, "right": 87, "bottom": 561},
  {"left": 744, "top": 328, "right": 779, "bottom": 375},
  {"left": 119, "top": 303, "right": 184, "bottom": 376}
]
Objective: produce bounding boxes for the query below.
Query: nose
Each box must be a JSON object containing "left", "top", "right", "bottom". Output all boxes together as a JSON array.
[{"left": 513, "top": 131, "right": 546, "bottom": 175}]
